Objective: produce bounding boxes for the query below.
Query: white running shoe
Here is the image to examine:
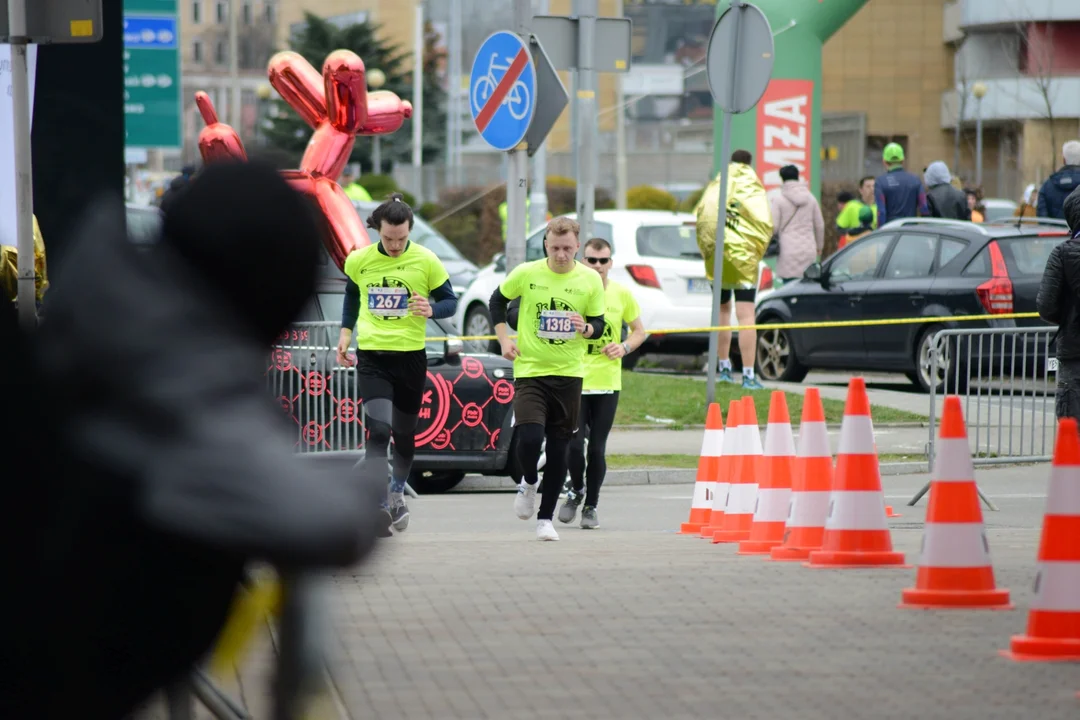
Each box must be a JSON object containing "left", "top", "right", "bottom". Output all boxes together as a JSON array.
[
  {"left": 536, "top": 519, "right": 560, "bottom": 541},
  {"left": 514, "top": 482, "right": 537, "bottom": 520}
]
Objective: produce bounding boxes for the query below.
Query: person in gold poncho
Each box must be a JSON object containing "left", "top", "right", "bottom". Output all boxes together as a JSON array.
[
  {"left": 694, "top": 149, "right": 773, "bottom": 389},
  {"left": 0, "top": 215, "right": 49, "bottom": 310}
]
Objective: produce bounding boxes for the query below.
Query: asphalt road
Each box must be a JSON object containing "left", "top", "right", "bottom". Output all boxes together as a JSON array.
[{"left": 139, "top": 466, "right": 1079, "bottom": 719}]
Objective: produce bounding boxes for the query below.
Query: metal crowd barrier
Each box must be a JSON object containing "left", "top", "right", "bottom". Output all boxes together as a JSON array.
[
  {"left": 925, "top": 324, "right": 1058, "bottom": 469},
  {"left": 268, "top": 322, "right": 366, "bottom": 453}
]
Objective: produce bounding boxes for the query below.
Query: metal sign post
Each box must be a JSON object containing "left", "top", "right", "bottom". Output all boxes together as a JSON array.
[
  {"left": 703, "top": 0, "right": 774, "bottom": 405},
  {"left": 531, "top": 10, "right": 630, "bottom": 241},
  {"left": 469, "top": 24, "right": 536, "bottom": 273}
]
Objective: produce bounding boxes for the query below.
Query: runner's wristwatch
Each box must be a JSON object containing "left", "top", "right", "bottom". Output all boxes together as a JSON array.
[{"left": 622, "top": 342, "right": 631, "bottom": 355}]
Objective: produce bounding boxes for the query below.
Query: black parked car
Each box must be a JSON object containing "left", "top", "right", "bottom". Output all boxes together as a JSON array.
[{"left": 754, "top": 217, "right": 1069, "bottom": 392}]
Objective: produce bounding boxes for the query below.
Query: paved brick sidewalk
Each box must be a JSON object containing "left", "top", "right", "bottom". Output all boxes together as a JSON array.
[
  {"left": 321, "top": 469, "right": 1077, "bottom": 720},
  {"left": 140, "top": 467, "right": 1078, "bottom": 719}
]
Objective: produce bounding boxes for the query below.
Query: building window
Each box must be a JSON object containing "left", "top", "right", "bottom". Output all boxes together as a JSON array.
[
  {"left": 216, "top": 1, "right": 227, "bottom": 24},
  {"left": 192, "top": 39, "right": 203, "bottom": 63},
  {"left": 265, "top": 2, "right": 276, "bottom": 24},
  {"left": 215, "top": 40, "right": 227, "bottom": 65},
  {"left": 242, "top": 2, "right": 252, "bottom": 25},
  {"left": 191, "top": 0, "right": 201, "bottom": 24}
]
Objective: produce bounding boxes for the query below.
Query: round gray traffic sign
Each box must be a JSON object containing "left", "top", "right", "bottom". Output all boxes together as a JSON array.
[{"left": 706, "top": 1, "right": 774, "bottom": 114}]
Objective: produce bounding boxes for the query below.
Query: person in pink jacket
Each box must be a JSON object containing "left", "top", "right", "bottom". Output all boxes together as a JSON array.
[{"left": 769, "top": 165, "right": 825, "bottom": 283}]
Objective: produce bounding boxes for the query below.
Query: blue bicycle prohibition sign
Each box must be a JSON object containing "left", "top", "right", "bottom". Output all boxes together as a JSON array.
[{"left": 469, "top": 31, "right": 536, "bottom": 152}]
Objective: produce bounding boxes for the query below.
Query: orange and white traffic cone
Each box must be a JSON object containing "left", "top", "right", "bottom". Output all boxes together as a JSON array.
[
  {"left": 1001, "top": 417, "right": 1080, "bottom": 661},
  {"left": 713, "top": 396, "right": 761, "bottom": 544},
  {"left": 806, "top": 377, "right": 907, "bottom": 568},
  {"left": 900, "top": 396, "right": 1011, "bottom": 609},
  {"left": 738, "top": 392, "right": 795, "bottom": 555},
  {"left": 679, "top": 403, "right": 724, "bottom": 534},
  {"left": 771, "top": 388, "right": 833, "bottom": 561},
  {"left": 699, "top": 400, "right": 740, "bottom": 539}
]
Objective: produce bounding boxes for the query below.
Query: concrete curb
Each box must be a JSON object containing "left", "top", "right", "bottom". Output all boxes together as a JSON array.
[
  {"left": 613, "top": 422, "right": 929, "bottom": 431},
  {"left": 451, "top": 462, "right": 932, "bottom": 493}
]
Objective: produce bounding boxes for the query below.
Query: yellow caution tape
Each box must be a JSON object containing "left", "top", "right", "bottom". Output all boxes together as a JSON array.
[{"left": 422, "top": 312, "right": 1044, "bottom": 343}]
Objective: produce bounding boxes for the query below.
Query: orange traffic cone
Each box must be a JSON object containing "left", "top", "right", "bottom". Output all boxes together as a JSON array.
[
  {"left": 680, "top": 403, "right": 724, "bottom": 534},
  {"left": 1001, "top": 418, "right": 1080, "bottom": 661},
  {"left": 738, "top": 392, "right": 795, "bottom": 555},
  {"left": 713, "top": 396, "right": 762, "bottom": 544},
  {"left": 806, "top": 377, "right": 907, "bottom": 568},
  {"left": 900, "top": 396, "right": 1011, "bottom": 609},
  {"left": 771, "top": 388, "right": 833, "bottom": 561},
  {"left": 699, "top": 400, "right": 741, "bottom": 539}
]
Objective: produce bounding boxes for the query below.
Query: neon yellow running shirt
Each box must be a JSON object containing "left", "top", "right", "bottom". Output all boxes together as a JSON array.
[
  {"left": 499, "top": 259, "right": 605, "bottom": 379},
  {"left": 343, "top": 241, "right": 449, "bottom": 352},
  {"left": 582, "top": 280, "right": 640, "bottom": 392}
]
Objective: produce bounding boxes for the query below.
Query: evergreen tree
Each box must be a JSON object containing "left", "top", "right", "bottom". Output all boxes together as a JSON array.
[{"left": 262, "top": 12, "right": 446, "bottom": 171}]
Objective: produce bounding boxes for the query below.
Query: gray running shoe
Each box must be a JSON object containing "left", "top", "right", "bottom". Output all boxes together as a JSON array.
[
  {"left": 580, "top": 506, "right": 599, "bottom": 529},
  {"left": 376, "top": 508, "right": 393, "bottom": 537},
  {"left": 389, "top": 500, "right": 410, "bottom": 532},
  {"left": 558, "top": 491, "right": 583, "bottom": 524}
]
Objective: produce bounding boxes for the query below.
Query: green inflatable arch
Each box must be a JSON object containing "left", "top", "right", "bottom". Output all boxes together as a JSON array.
[{"left": 711, "top": 0, "right": 869, "bottom": 198}]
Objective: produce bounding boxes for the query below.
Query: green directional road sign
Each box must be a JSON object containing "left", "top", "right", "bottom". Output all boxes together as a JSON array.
[{"left": 123, "top": 0, "right": 181, "bottom": 149}]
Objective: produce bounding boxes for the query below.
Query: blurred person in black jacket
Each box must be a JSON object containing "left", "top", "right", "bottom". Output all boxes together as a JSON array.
[
  {"left": 1037, "top": 188, "right": 1080, "bottom": 420},
  {"left": 4, "top": 160, "right": 384, "bottom": 719}
]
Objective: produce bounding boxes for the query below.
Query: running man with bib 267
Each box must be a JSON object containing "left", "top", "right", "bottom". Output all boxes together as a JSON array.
[
  {"left": 488, "top": 216, "right": 606, "bottom": 541},
  {"left": 337, "top": 194, "right": 458, "bottom": 535}
]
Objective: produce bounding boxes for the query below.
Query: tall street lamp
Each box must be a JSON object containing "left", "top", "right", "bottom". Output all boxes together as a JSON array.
[
  {"left": 368, "top": 68, "right": 386, "bottom": 173},
  {"left": 972, "top": 81, "right": 988, "bottom": 187}
]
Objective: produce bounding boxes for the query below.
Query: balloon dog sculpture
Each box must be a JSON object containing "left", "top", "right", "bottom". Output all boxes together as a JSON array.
[{"left": 194, "top": 50, "right": 412, "bottom": 270}]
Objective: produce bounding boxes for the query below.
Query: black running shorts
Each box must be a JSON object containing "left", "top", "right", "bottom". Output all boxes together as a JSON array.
[
  {"left": 512, "top": 375, "right": 583, "bottom": 440},
  {"left": 354, "top": 348, "right": 428, "bottom": 414}
]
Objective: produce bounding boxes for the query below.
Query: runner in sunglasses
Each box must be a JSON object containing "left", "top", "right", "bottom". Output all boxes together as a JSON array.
[{"left": 558, "top": 238, "right": 646, "bottom": 528}]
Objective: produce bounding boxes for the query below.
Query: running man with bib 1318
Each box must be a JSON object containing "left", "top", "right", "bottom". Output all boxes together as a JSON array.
[
  {"left": 488, "top": 216, "right": 605, "bottom": 541},
  {"left": 338, "top": 194, "right": 458, "bottom": 535},
  {"left": 558, "top": 237, "right": 646, "bottom": 529}
]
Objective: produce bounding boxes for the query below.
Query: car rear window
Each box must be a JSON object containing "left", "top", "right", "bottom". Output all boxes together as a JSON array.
[
  {"left": 963, "top": 235, "right": 1066, "bottom": 276},
  {"left": 636, "top": 224, "right": 701, "bottom": 259}
]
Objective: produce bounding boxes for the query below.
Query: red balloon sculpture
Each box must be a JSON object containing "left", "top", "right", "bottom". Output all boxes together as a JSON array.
[{"left": 194, "top": 49, "right": 412, "bottom": 270}]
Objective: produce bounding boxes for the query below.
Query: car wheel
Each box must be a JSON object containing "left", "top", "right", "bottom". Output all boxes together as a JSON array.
[
  {"left": 909, "top": 325, "right": 967, "bottom": 394},
  {"left": 408, "top": 470, "right": 466, "bottom": 494},
  {"left": 755, "top": 325, "right": 808, "bottom": 382},
  {"left": 621, "top": 347, "right": 641, "bottom": 370},
  {"left": 464, "top": 304, "right": 500, "bottom": 354}
]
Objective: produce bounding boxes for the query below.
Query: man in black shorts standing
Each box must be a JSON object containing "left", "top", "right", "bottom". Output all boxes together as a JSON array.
[
  {"left": 488, "top": 216, "right": 606, "bottom": 541},
  {"left": 337, "top": 194, "right": 458, "bottom": 534}
]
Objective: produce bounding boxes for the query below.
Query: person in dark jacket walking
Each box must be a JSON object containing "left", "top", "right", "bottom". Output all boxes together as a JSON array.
[
  {"left": 875, "top": 142, "right": 929, "bottom": 224},
  {"left": 7, "top": 160, "right": 384, "bottom": 719},
  {"left": 923, "top": 161, "right": 971, "bottom": 220},
  {"left": 1036, "top": 187, "right": 1080, "bottom": 420},
  {"left": 1037, "top": 141, "right": 1080, "bottom": 220}
]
